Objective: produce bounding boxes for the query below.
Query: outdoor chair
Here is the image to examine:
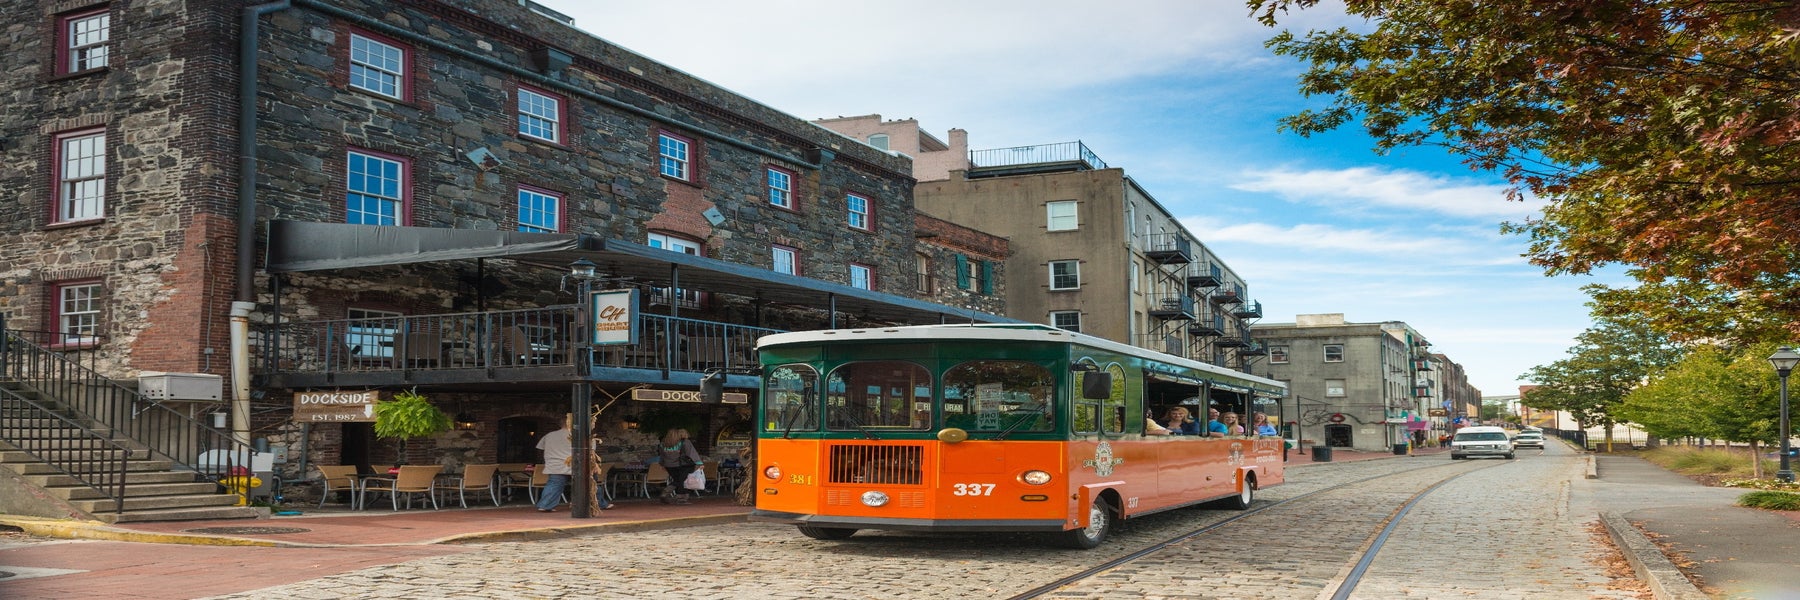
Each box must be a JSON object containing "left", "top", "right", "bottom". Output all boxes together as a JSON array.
[
  {"left": 360, "top": 465, "right": 441, "bottom": 511},
  {"left": 644, "top": 463, "right": 672, "bottom": 498},
  {"left": 315, "top": 464, "right": 361, "bottom": 509},
  {"left": 444, "top": 463, "right": 501, "bottom": 508},
  {"left": 701, "top": 462, "right": 728, "bottom": 495},
  {"left": 402, "top": 331, "right": 443, "bottom": 368},
  {"left": 500, "top": 464, "right": 549, "bottom": 504}
]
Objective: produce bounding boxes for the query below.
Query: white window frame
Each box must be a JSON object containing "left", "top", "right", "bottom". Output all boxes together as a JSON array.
[
  {"left": 1046, "top": 200, "right": 1078, "bottom": 231},
  {"left": 846, "top": 193, "right": 872, "bottom": 231},
  {"left": 658, "top": 133, "right": 690, "bottom": 180},
  {"left": 1050, "top": 310, "right": 1081, "bottom": 333},
  {"left": 348, "top": 33, "right": 405, "bottom": 99},
  {"left": 772, "top": 245, "right": 797, "bottom": 275},
  {"left": 517, "top": 87, "right": 561, "bottom": 143},
  {"left": 516, "top": 186, "right": 561, "bottom": 233},
  {"left": 647, "top": 233, "right": 703, "bottom": 307},
  {"left": 914, "top": 253, "right": 931, "bottom": 294},
  {"left": 766, "top": 167, "right": 793, "bottom": 209},
  {"left": 1269, "top": 345, "right": 1290, "bottom": 364},
  {"left": 56, "top": 282, "right": 102, "bottom": 345},
  {"left": 1323, "top": 344, "right": 1345, "bottom": 363},
  {"left": 848, "top": 264, "right": 873, "bottom": 290},
  {"left": 64, "top": 11, "right": 110, "bottom": 73},
  {"left": 867, "top": 133, "right": 889, "bottom": 150},
  {"left": 346, "top": 151, "right": 405, "bottom": 225},
  {"left": 1049, "top": 260, "right": 1081, "bottom": 291},
  {"left": 56, "top": 130, "right": 106, "bottom": 223},
  {"left": 346, "top": 308, "right": 402, "bottom": 359}
]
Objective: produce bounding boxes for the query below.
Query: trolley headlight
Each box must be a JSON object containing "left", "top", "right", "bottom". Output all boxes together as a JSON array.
[
  {"left": 1021, "top": 470, "right": 1053, "bottom": 485},
  {"left": 860, "top": 491, "right": 890, "bottom": 507},
  {"left": 763, "top": 465, "right": 781, "bottom": 480}
]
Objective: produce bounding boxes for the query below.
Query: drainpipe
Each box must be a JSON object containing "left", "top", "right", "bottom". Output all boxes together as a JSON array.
[
  {"left": 233, "top": 2, "right": 291, "bottom": 447},
  {"left": 229, "top": 301, "right": 256, "bottom": 445}
]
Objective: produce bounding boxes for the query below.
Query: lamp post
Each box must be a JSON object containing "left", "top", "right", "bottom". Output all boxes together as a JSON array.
[
  {"left": 568, "top": 258, "right": 601, "bottom": 517},
  {"left": 1768, "top": 347, "right": 1800, "bottom": 483}
]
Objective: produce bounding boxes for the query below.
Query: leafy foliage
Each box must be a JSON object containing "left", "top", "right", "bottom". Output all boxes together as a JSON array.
[
  {"left": 1737, "top": 490, "right": 1800, "bottom": 511},
  {"left": 372, "top": 388, "right": 452, "bottom": 441},
  {"left": 1520, "top": 316, "right": 1684, "bottom": 429},
  {"left": 1250, "top": 0, "right": 1800, "bottom": 341}
]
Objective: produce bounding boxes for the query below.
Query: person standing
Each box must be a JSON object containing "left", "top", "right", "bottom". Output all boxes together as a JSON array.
[
  {"left": 535, "top": 414, "right": 573, "bottom": 512},
  {"left": 657, "top": 428, "right": 704, "bottom": 504}
]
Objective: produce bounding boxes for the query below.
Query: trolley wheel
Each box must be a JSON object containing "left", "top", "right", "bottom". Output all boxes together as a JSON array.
[
  {"left": 1057, "top": 496, "right": 1113, "bottom": 549},
  {"left": 1224, "top": 477, "right": 1255, "bottom": 511},
  {"left": 796, "top": 525, "right": 857, "bottom": 540}
]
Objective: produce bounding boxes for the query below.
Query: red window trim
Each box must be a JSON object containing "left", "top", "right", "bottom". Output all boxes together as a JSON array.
[
  {"left": 765, "top": 165, "right": 799, "bottom": 212},
  {"left": 845, "top": 192, "right": 876, "bottom": 233},
  {"left": 54, "top": 7, "right": 110, "bottom": 77},
  {"left": 48, "top": 278, "right": 103, "bottom": 349},
  {"left": 514, "top": 83, "right": 569, "bottom": 146},
  {"left": 772, "top": 243, "right": 802, "bottom": 276},
  {"left": 49, "top": 126, "right": 107, "bottom": 226},
  {"left": 344, "top": 26, "right": 413, "bottom": 103},
  {"left": 848, "top": 262, "right": 877, "bottom": 290},
  {"left": 515, "top": 183, "right": 566, "bottom": 233},
  {"left": 344, "top": 146, "right": 414, "bottom": 226}
]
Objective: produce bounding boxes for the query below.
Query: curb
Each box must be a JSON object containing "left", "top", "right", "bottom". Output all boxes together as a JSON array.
[
  {"left": 0, "top": 515, "right": 279, "bottom": 547},
  {"left": 1598, "top": 511, "right": 1709, "bottom": 600},
  {"left": 1586, "top": 455, "right": 1598, "bottom": 479},
  {"left": 0, "top": 511, "right": 750, "bottom": 548},
  {"left": 437, "top": 513, "right": 747, "bottom": 545}
]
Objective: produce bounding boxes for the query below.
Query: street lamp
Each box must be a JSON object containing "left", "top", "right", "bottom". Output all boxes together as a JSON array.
[
  {"left": 567, "top": 258, "right": 602, "bottom": 517},
  {"left": 1768, "top": 346, "right": 1800, "bottom": 483}
]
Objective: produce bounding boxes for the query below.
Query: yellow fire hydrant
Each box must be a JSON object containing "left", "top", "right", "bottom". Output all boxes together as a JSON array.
[{"left": 220, "top": 475, "right": 262, "bottom": 506}]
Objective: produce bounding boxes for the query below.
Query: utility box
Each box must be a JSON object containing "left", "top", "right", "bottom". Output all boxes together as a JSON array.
[{"left": 138, "top": 372, "right": 224, "bottom": 402}]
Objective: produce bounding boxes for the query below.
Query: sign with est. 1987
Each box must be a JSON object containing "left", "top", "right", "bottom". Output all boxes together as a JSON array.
[{"left": 292, "top": 390, "right": 379, "bottom": 422}]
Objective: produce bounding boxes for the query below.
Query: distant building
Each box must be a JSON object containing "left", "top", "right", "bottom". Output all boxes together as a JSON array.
[{"left": 1253, "top": 314, "right": 1477, "bottom": 452}]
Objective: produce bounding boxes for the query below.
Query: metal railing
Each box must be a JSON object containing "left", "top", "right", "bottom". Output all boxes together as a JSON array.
[
  {"left": 260, "top": 307, "right": 785, "bottom": 376},
  {"left": 0, "top": 381, "right": 132, "bottom": 514},
  {"left": 0, "top": 326, "right": 253, "bottom": 509},
  {"left": 969, "top": 141, "right": 1107, "bottom": 171}
]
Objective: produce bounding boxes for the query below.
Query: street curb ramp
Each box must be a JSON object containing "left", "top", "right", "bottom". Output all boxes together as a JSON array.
[{"left": 1597, "top": 511, "right": 1708, "bottom": 600}]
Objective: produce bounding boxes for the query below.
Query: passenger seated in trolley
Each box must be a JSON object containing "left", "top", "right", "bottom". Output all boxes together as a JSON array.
[
  {"left": 1162, "top": 407, "right": 1200, "bottom": 435},
  {"left": 1253, "top": 412, "right": 1279, "bottom": 437},
  {"left": 1204, "top": 407, "right": 1229, "bottom": 437}
]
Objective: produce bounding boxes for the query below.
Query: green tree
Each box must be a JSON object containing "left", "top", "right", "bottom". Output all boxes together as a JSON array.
[
  {"left": 1249, "top": 0, "right": 1800, "bottom": 342},
  {"left": 1519, "top": 316, "right": 1684, "bottom": 449},
  {"left": 1623, "top": 344, "right": 1784, "bottom": 477}
]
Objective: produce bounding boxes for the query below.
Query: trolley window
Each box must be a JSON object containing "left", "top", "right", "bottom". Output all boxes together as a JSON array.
[
  {"left": 1073, "top": 362, "right": 1127, "bottom": 434},
  {"left": 942, "top": 360, "right": 1055, "bottom": 432},
  {"left": 826, "top": 361, "right": 932, "bottom": 431},
  {"left": 764, "top": 364, "right": 819, "bottom": 432}
]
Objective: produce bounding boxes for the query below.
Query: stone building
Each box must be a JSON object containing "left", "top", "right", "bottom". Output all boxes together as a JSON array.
[
  {"left": 1252, "top": 314, "right": 1480, "bottom": 452},
  {"left": 0, "top": 0, "right": 1012, "bottom": 521}
]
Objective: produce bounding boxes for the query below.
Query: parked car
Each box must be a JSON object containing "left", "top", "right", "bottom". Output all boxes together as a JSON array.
[
  {"left": 1450, "top": 426, "right": 1515, "bottom": 459},
  {"left": 1512, "top": 431, "right": 1545, "bottom": 449}
]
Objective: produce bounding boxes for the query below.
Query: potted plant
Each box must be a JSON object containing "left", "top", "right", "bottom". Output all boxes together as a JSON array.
[{"left": 373, "top": 388, "right": 452, "bottom": 467}]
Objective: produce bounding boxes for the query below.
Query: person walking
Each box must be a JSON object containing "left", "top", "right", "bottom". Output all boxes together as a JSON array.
[
  {"left": 535, "top": 414, "right": 573, "bottom": 512},
  {"left": 657, "top": 428, "right": 703, "bottom": 504}
]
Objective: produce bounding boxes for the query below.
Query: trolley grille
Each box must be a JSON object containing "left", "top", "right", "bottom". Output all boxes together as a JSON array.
[{"left": 827, "top": 444, "right": 923, "bottom": 485}]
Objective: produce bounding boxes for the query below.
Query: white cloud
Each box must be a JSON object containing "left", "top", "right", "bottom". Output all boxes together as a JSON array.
[{"left": 1231, "top": 166, "right": 1545, "bottom": 219}]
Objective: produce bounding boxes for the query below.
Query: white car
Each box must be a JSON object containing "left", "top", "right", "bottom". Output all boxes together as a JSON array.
[
  {"left": 1450, "top": 426, "right": 1514, "bottom": 459},
  {"left": 1512, "top": 431, "right": 1545, "bottom": 449}
]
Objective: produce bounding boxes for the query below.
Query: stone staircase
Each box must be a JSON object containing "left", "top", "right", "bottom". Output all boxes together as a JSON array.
[{"left": 0, "top": 382, "right": 261, "bottom": 524}]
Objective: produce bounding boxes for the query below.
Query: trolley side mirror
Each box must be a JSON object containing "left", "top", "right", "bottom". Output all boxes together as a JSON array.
[
  {"left": 700, "top": 370, "right": 725, "bottom": 403},
  {"left": 1081, "top": 372, "right": 1113, "bottom": 400}
]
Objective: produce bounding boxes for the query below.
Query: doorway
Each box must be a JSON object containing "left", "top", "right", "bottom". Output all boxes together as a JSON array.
[
  {"left": 1325, "top": 424, "right": 1353, "bottom": 447},
  {"left": 497, "top": 416, "right": 548, "bottom": 463},
  {"left": 340, "top": 422, "right": 376, "bottom": 473}
]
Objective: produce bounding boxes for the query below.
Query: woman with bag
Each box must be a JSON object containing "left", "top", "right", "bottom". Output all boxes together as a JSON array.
[{"left": 657, "top": 428, "right": 704, "bottom": 505}]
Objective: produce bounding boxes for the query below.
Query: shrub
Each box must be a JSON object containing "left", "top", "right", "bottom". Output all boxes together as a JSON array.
[
  {"left": 1643, "top": 446, "right": 1764, "bottom": 478},
  {"left": 1737, "top": 491, "right": 1800, "bottom": 511}
]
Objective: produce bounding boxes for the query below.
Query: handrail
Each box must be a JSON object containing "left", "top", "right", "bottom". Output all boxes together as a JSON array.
[
  {"left": 0, "top": 383, "right": 132, "bottom": 514},
  {"left": 0, "top": 325, "right": 254, "bottom": 483}
]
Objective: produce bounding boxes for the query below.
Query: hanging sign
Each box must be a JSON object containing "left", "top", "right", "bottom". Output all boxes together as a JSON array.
[
  {"left": 633, "top": 388, "right": 748, "bottom": 404},
  {"left": 589, "top": 289, "right": 639, "bottom": 346},
  {"left": 292, "top": 390, "right": 378, "bottom": 422}
]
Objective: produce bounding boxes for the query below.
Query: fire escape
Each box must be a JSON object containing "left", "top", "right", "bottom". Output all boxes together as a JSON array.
[
  {"left": 1140, "top": 233, "right": 1265, "bottom": 372},
  {"left": 1142, "top": 233, "right": 1195, "bottom": 358}
]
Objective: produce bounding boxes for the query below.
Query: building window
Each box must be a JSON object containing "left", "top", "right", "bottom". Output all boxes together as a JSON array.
[
  {"left": 516, "top": 186, "right": 561, "bottom": 233},
  {"left": 516, "top": 85, "right": 563, "bottom": 143},
  {"left": 1269, "top": 345, "right": 1289, "bottom": 364},
  {"left": 1323, "top": 344, "right": 1345, "bottom": 362},
  {"left": 914, "top": 253, "right": 931, "bottom": 294},
  {"left": 1049, "top": 260, "right": 1080, "bottom": 290},
  {"left": 1046, "top": 200, "right": 1077, "bottom": 231},
  {"left": 772, "top": 245, "right": 798, "bottom": 275},
  {"left": 766, "top": 167, "right": 794, "bottom": 209},
  {"left": 1130, "top": 260, "right": 1140, "bottom": 294},
  {"left": 658, "top": 133, "right": 691, "bottom": 180},
  {"left": 1325, "top": 379, "right": 1346, "bottom": 397},
  {"left": 848, "top": 264, "right": 874, "bottom": 290},
  {"left": 647, "top": 232, "right": 703, "bottom": 307},
  {"left": 348, "top": 33, "right": 406, "bottom": 99},
  {"left": 53, "top": 281, "right": 102, "bottom": 346},
  {"left": 346, "top": 307, "right": 401, "bottom": 359},
  {"left": 346, "top": 150, "right": 406, "bottom": 225},
  {"left": 867, "top": 133, "right": 889, "bottom": 150},
  {"left": 59, "top": 10, "right": 110, "bottom": 74},
  {"left": 54, "top": 129, "right": 106, "bottom": 223},
  {"left": 1051, "top": 310, "right": 1081, "bottom": 333},
  {"left": 846, "top": 193, "right": 872, "bottom": 231},
  {"left": 956, "top": 255, "right": 993, "bottom": 295}
]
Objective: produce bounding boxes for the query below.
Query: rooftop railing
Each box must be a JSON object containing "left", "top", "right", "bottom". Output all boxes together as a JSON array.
[{"left": 969, "top": 141, "right": 1107, "bottom": 171}]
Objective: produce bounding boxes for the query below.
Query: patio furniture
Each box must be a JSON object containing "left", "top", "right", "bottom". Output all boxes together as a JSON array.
[
  {"left": 360, "top": 465, "right": 441, "bottom": 510},
  {"left": 444, "top": 463, "right": 501, "bottom": 508},
  {"left": 500, "top": 464, "right": 549, "bottom": 503},
  {"left": 644, "top": 463, "right": 672, "bottom": 498},
  {"left": 315, "top": 464, "right": 361, "bottom": 509}
]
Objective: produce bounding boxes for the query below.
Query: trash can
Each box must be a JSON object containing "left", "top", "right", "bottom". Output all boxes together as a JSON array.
[
  {"left": 1311, "top": 445, "right": 1333, "bottom": 462},
  {"left": 1393, "top": 443, "right": 1408, "bottom": 455}
]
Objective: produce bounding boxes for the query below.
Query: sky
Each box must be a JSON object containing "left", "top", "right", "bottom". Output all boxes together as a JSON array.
[{"left": 536, "top": 0, "right": 1619, "bottom": 397}]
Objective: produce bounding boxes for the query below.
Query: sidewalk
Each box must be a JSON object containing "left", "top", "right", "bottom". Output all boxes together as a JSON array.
[{"left": 0, "top": 495, "right": 750, "bottom": 548}]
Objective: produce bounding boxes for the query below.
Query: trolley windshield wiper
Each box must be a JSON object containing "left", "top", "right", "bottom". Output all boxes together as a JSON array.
[
  {"left": 779, "top": 400, "right": 806, "bottom": 439},
  {"left": 994, "top": 401, "right": 1046, "bottom": 441},
  {"left": 833, "top": 409, "right": 880, "bottom": 440}
]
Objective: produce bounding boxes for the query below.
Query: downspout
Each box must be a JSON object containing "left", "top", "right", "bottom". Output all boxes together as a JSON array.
[{"left": 233, "top": 1, "right": 292, "bottom": 445}]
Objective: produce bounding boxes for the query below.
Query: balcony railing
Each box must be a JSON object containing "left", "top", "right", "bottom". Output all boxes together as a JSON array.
[
  {"left": 257, "top": 307, "right": 783, "bottom": 379},
  {"left": 969, "top": 141, "right": 1107, "bottom": 171}
]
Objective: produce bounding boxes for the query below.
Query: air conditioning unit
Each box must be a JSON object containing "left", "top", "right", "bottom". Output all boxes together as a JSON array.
[{"left": 138, "top": 372, "right": 223, "bottom": 402}]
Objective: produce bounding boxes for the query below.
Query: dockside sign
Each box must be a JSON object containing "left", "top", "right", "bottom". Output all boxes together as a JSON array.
[
  {"left": 293, "top": 390, "right": 379, "bottom": 422},
  {"left": 632, "top": 388, "right": 747, "bottom": 404}
]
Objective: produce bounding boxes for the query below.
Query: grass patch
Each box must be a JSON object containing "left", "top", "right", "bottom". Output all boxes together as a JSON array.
[
  {"left": 1640, "top": 446, "right": 1771, "bottom": 478},
  {"left": 1737, "top": 490, "right": 1800, "bottom": 511}
]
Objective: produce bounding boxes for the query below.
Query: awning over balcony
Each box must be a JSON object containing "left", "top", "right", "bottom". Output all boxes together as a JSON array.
[{"left": 264, "top": 220, "right": 1017, "bottom": 326}]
